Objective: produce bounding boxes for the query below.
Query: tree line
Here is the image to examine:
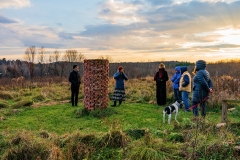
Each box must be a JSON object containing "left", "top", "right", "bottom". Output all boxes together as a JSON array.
[{"left": 0, "top": 46, "right": 240, "bottom": 80}]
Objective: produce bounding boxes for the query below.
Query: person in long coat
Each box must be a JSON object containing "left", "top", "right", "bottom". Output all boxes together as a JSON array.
[
  {"left": 111, "top": 66, "right": 128, "bottom": 107},
  {"left": 192, "top": 60, "right": 213, "bottom": 117},
  {"left": 154, "top": 63, "right": 169, "bottom": 106}
]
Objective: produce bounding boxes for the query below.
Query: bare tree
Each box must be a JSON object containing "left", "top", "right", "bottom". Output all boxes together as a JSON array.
[
  {"left": 38, "top": 46, "right": 47, "bottom": 78},
  {"left": 46, "top": 53, "right": 54, "bottom": 76},
  {"left": 63, "top": 50, "right": 85, "bottom": 72},
  {"left": 53, "top": 49, "right": 60, "bottom": 76},
  {"left": 25, "top": 46, "right": 36, "bottom": 79},
  {"left": 15, "top": 60, "right": 25, "bottom": 76}
]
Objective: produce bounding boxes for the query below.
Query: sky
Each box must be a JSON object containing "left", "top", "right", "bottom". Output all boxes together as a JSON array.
[{"left": 0, "top": 0, "right": 240, "bottom": 62}]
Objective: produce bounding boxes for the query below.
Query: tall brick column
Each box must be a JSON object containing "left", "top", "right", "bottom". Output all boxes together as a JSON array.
[{"left": 84, "top": 59, "right": 109, "bottom": 110}]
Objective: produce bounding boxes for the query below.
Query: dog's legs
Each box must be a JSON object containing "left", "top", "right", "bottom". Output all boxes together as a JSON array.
[
  {"left": 163, "top": 111, "right": 165, "bottom": 123},
  {"left": 175, "top": 111, "right": 178, "bottom": 123},
  {"left": 168, "top": 114, "right": 171, "bottom": 124}
]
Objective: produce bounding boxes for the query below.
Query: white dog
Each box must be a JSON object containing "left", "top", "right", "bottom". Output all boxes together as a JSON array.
[{"left": 163, "top": 100, "right": 183, "bottom": 124}]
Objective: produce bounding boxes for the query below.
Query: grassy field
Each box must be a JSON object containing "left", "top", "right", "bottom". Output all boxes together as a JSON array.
[
  {"left": 0, "top": 102, "right": 224, "bottom": 135},
  {"left": 0, "top": 78, "right": 240, "bottom": 159}
]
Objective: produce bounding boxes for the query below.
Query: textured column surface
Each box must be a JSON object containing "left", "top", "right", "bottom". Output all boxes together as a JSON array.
[{"left": 84, "top": 59, "right": 109, "bottom": 110}]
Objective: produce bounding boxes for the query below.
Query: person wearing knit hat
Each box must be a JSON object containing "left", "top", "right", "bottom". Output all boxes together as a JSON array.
[
  {"left": 154, "top": 63, "right": 169, "bottom": 106},
  {"left": 192, "top": 60, "right": 213, "bottom": 118},
  {"left": 111, "top": 66, "right": 128, "bottom": 107}
]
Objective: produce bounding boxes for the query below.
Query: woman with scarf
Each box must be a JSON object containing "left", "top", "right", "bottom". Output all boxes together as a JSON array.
[{"left": 154, "top": 63, "right": 169, "bottom": 106}]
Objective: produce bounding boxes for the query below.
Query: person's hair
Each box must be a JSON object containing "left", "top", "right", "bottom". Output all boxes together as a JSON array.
[
  {"left": 73, "top": 65, "right": 78, "bottom": 69},
  {"left": 118, "top": 66, "right": 123, "bottom": 71},
  {"left": 158, "top": 63, "right": 165, "bottom": 69}
]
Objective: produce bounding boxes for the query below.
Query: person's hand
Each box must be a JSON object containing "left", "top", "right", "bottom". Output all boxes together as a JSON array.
[{"left": 209, "top": 88, "right": 213, "bottom": 93}]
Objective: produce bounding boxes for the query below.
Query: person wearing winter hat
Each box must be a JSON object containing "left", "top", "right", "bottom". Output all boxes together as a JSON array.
[
  {"left": 179, "top": 66, "right": 191, "bottom": 112},
  {"left": 192, "top": 60, "right": 213, "bottom": 118},
  {"left": 171, "top": 66, "right": 182, "bottom": 103},
  {"left": 154, "top": 63, "right": 169, "bottom": 106},
  {"left": 111, "top": 66, "right": 128, "bottom": 107}
]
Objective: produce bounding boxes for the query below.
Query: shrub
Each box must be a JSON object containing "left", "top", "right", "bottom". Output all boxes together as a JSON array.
[
  {"left": 100, "top": 130, "right": 126, "bottom": 148},
  {"left": 128, "top": 135, "right": 182, "bottom": 160},
  {"left": 0, "top": 134, "right": 9, "bottom": 156},
  {"left": 1, "top": 132, "right": 50, "bottom": 160},
  {"left": 126, "top": 129, "right": 146, "bottom": 140},
  {"left": 228, "top": 122, "right": 240, "bottom": 136},
  {"left": 38, "top": 131, "right": 50, "bottom": 139},
  {"left": 196, "top": 141, "right": 234, "bottom": 159},
  {"left": 0, "top": 101, "right": 9, "bottom": 108},
  {"left": 33, "top": 94, "right": 46, "bottom": 102},
  {"left": 13, "top": 96, "right": 23, "bottom": 102},
  {"left": 168, "top": 132, "right": 184, "bottom": 142},
  {"left": 64, "top": 132, "right": 96, "bottom": 160},
  {"left": 0, "top": 92, "right": 13, "bottom": 100},
  {"left": 11, "top": 99, "right": 33, "bottom": 109}
]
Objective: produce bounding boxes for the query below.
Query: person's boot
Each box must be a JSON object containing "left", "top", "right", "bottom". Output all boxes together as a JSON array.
[
  {"left": 119, "top": 101, "right": 122, "bottom": 106},
  {"left": 111, "top": 101, "right": 116, "bottom": 107}
]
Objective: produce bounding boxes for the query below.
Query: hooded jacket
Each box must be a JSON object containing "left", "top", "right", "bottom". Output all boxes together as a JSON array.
[
  {"left": 192, "top": 60, "right": 213, "bottom": 103},
  {"left": 171, "top": 66, "right": 181, "bottom": 89},
  {"left": 179, "top": 66, "right": 191, "bottom": 92}
]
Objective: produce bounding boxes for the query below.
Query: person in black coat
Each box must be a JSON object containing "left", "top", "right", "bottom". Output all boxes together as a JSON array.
[
  {"left": 154, "top": 63, "right": 169, "bottom": 106},
  {"left": 69, "top": 65, "right": 81, "bottom": 106}
]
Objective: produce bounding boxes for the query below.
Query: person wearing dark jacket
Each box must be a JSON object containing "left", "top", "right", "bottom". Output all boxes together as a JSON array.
[
  {"left": 179, "top": 66, "right": 191, "bottom": 111},
  {"left": 111, "top": 66, "right": 128, "bottom": 107},
  {"left": 192, "top": 60, "right": 213, "bottom": 118},
  {"left": 171, "top": 66, "right": 182, "bottom": 102},
  {"left": 69, "top": 65, "right": 81, "bottom": 106},
  {"left": 154, "top": 63, "right": 169, "bottom": 106}
]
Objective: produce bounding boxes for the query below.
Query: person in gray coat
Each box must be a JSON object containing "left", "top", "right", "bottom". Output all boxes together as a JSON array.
[{"left": 192, "top": 60, "right": 213, "bottom": 118}]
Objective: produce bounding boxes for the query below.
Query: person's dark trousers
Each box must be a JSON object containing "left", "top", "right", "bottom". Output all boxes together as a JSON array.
[
  {"left": 174, "top": 89, "right": 182, "bottom": 108},
  {"left": 192, "top": 101, "right": 206, "bottom": 117},
  {"left": 71, "top": 87, "right": 79, "bottom": 106}
]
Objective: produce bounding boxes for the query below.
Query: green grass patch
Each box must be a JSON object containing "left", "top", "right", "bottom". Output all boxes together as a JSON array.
[{"left": 0, "top": 101, "right": 239, "bottom": 159}]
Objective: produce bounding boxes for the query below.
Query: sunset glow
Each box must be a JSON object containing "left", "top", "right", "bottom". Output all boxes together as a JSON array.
[{"left": 1, "top": 0, "right": 240, "bottom": 62}]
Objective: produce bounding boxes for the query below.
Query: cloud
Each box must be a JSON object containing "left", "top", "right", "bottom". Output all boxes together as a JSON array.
[
  {"left": 72, "top": 0, "right": 240, "bottom": 56},
  {"left": 1, "top": 0, "right": 240, "bottom": 62},
  {"left": 0, "top": 15, "right": 17, "bottom": 23},
  {"left": 0, "top": 23, "right": 65, "bottom": 49},
  {"left": 0, "top": 0, "right": 30, "bottom": 9},
  {"left": 98, "top": 0, "right": 144, "bottom": 24},
  {"left": 147, "top": 0, "right": 173, "bottom": 6}
]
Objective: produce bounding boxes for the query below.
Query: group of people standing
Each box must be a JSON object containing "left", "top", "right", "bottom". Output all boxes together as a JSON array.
[
  {"left": 154, "top": 60, "right": 213, "bottom": 118},
  {"left": 68, "top": 59, "right": 213, "bottom": 118}
]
